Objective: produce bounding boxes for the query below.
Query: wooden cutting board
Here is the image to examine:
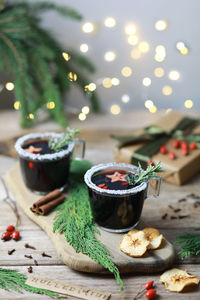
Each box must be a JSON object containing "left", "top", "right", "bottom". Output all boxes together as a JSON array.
[{"left": 5, "top": 163, "right": 175, "bottom": 274}]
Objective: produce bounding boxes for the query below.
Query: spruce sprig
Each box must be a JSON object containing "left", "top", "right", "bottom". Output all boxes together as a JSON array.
[
  {"left": 48, "top": 128, "right": 80, "bottom": 152},
  {"left": 0, "top": 268, "right": 65, "bottom": 298},
  {"left": 127, "top": 161, "right": 164, "bottom": 185},
  {"left": 53, "top": 160, "right": 124, "bottom": 292},
  {"left": 175, "top": 228, "right": 200, "bottom": 259}
]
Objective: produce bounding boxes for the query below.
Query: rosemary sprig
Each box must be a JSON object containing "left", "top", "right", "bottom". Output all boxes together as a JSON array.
[
  {"left": 175, "top": 228, "right": 200, "bottom": 259},
  {"left": 127, "top": 161, "right": 164, "bottom": 185},
  {"left": 48, "top": 128, "right": 80, "bottom": 152}
]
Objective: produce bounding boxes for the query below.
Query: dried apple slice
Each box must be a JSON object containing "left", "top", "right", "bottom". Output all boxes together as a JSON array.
[
  {"left": 142, "top": 227, "right": 162, "bottom": 250},
  {"left": 160, "top": 268, "right": 199, "bottom": 292},
  {"left": 120, "top": 231, "right": 150, "bottom": 257}
]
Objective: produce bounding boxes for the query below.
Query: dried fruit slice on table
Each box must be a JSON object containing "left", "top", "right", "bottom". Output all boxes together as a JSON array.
[
  {"left": 160, "top": 268, "right": 199, "bottom": 292},
  {"left": 120, "top": 231, "right": 150, "bottom": 257},
  {"left": 142, "top": 227, "right": 163, "bottom": 250}
]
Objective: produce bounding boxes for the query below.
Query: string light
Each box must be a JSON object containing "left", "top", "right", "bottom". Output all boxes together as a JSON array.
[
  {"left": 180, "top": 47, "right": 189, "bottom": 55},
  {"left": 111, "top": 78, "right": 120, "bottom": 86},
  {"left": 121, "top": 66, "right": 132, "bottom": 77},
  {"left": 13, "top": 101, "right": 20, "bottom": 110},
  {"left": 128, "top": 35, "right": 138, "bottom": 46},
  {"left": 104, "top": 51, "right": 116, "bottom": 62},
  {"left": 110, "top": 104, "right": 121, "bottom": 115},
  {"left": 142, "top": 77, "right": 151, "bottom": 87},
  {"left": 138, "top": 41, "right": 150, "bottom": 53},
  {"left": 154, "top": 67, "right": 165, "bottom": 78},
  {"left": 5, "top": 82, "right": 14, "bottom": 91},
  {"left": 28, "top": 113, "right": 34, "bottom": 119},
  {"left": 68, "top": 72, "right": 77, "bottom": 82},
  {"left": 121, "top": 94, "right": 130, "bottom": 103},
  {"left": 78, "top": 113, "right": 86, "bottom": 121},
  {"left": 80, "top": 44, "right": 89, "bottom": 53},
  {"left": 162, "top": 85, "right": 173, "bottom": 96},
  {"left": 102, "top": 77, "right": 112, "bottom": 88},
  {"left": 176, "top": 42, "right": 185, "bottom": 51},
  {"left": 168, "top": 70, "right": 180, "bottom": 81},
  {"left": 149, "top": 105, "right": 157, "bottom": 113},
  {"left": 154, "top": 20, "right": 168, "bottom": 31},
  {"left": 144, "top": 100, "right": 154, "bottom": 109},
  {"left": 104, "top": 17, "right": 116, "bottom": 28},
  {"left": 125, "top": 23, "right": 136, "bottom": 35},
  {"left": 88, "top": 83, "right": 96, "bottom": 91},
  {"left": 82, "top": 106, "right": 90, "bottom": 114},
  {"left": 184, "top": 99, "right": 193, "bottom": 108},
  {"left": 82, "top": 22, "right": 94, "bottom": 33},
  {"left": 46, "top": 101, "right": 55, "bottom": 109},
  {"left": 131, "top": 48, "right": 141, "bottom": 59},
  {"left": 154, "top": 45, "right": 166, "bottom": 62},
  {"left": 62, "top": 52, "right": 71, "bottom": 61}
]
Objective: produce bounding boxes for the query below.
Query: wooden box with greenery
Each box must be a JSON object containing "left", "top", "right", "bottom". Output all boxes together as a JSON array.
[{"left": 0, "top": 0, "right": 100, "bottom": 127}]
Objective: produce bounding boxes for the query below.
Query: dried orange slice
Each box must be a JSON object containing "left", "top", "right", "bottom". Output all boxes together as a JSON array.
[
  {"left": 120, "top": 231, "right": 150, "bottom": 257},
  {"left": 160, "top": 268, "right": 199, "bottom": 292}
]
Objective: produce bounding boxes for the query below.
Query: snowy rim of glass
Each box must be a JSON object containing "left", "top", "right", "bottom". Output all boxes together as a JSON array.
[
  {"left": 15, "top": 132, "right": 74, "bottom": 161},
  {"left": 84, "top": 162, "right": 147, "bottom": 195}
]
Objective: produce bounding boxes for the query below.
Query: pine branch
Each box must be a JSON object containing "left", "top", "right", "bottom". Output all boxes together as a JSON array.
[
  {"left": 48, "top": 128, "right": 80, "bottom": 152},
  {"left": 0, "top": 268, "right": 66, "bottom": 298},
  {"left": 53, "top": 160, "right": 124, "bottom": 292},
  {"left": 175, "top": 228, "right": 200, "bottom": 259}
]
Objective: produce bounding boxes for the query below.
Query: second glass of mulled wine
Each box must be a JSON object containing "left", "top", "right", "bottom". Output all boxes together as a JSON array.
[{"left": 84, "top": 162, "right": 161, "bottom": 233}]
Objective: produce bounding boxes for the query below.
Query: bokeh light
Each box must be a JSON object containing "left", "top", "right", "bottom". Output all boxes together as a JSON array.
[
  {"left": 168, "top": 70, "right": 180, "bottom": 81},
  {"left": 142, "top": 77, "right": 151, "bottom": 87},
  {"left": 62, "top": 52, "right": 71, "bottom": 61},
  {"left": 88, "top": 83, "right": 96, "bottom": 91},
  {"left": 149, "top": 105, "right": 157, "bottom": 113},
  {"left": 82, "top": 106, "right": 90, "bottom": 114},
  {"left": 46, "top": 101, "right": 55, "bottom": 109},
  {"left": 128, "top": 35, "right": 138, "bottom": 46},
  {"left": 154, "top": 67, "right": 165, "bottom": 78},
  {"left": 80, "top": 44, "right": 89, "bottom": 53},
  {"left": 154, "top": 20, "right": 168, "bottom": 31},
  {"left": 131, "top": 48, "right": 141, "bottom": 59},
  {"left": 184, "top": 99, "right": 193, "bottom": 108},
  {"left": 104, "top": 51, "right": 116, "bottom": 62},
  {"left": 111, "top": 78, "right": 120, "bottom": 86},
  {"left": 102, "top": 77, "right": 112, "bottom": 88},
  {"left": 138, "top": 41, "right": 150, "bottom": 53},
  {"left": 110, "top": 104, "right": 121, "bottom": 114},
  {"left": 79, "top": 112, "right": 87, "bottom": 121},
  {"left": 121, "top": 66, "right": 132, "bottom": 77},
  {"left": 121, "top": 94, "right": 130, "bottom": 103},
  {"left": 104, "top": 17, "right": 116, "bottom": 28},
  {"left": 68, "top": 72, "right": 77, "bottom": 82},
  {"left": 82, "top": 22, "right": 94, "bottom": 33},
  {"left": 144, "top": 100, "right": 154, "bottom": 109},
  {"left": 125, "top": 23, "right": 136, "bottom": 35},
  {"left": 162, "top": 85, "right": 173, "bottom": 96},
  {"left": 5, "top": 82, "right": 14, "bottom": 91},
  {"left": 13, "top": 101, "right": 20, "bottom": 110}
]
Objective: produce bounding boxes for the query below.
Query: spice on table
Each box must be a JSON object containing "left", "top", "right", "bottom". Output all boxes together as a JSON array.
[
  {"left": 178, "top": 215, "right": 190, "bottom": 219},
  {"left": 27, "top": 266, "right": 33, "bottom": 273},
  {"left": 34, "top": 259, "right": 38, "bottom": 266},
  {"left": 41, "top": 252, "right": 52, "bottom": 258},
  {"left": 174, "top": 208, "right": 181, "bottom": 213},
  {"left": 168, "top": 205, "right": 174, "bottom": 209},
  {"left": 170, "top": 216, "right": 177, "bottom": 220},
  {"left": 24, "top": 255, "right": 33, "bottom": 259},
  {"left": 8, "top": 249, "right": 16, "bottom": 255},
  {"left": 24, "top": 243, "right": 36, "bottom": 250},
  {"left": 178, "top": 198, "right": 186, "bottom": 202},
  {"left": 161, "top": 213, "right": 168, "bottom": 220}
]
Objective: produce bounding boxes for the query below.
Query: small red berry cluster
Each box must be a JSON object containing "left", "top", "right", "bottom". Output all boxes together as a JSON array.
[
  {"left": 134, "top": 280, "right": 157, "bottom": 299},
  {"left": 159, "top": 140, "right": 197, "bottom": 160},
  {"left": 1, "top": 225, "right": 20, "bottom": 241}
]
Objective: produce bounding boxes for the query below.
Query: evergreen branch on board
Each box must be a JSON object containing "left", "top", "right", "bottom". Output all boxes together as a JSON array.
[
  {"left": 53, "top": 160, "right": 124, "bottom": 292},
  {"left": 175, "top": 228, "right": 200, "bottom": 259},
  {"left": 0, "top": 268, "right": 66, "bottom": 298}
]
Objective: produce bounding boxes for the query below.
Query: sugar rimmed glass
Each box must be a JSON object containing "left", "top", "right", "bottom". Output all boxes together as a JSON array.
[{"left": 84, "top": 162, "right": 161, "bottom": 233}]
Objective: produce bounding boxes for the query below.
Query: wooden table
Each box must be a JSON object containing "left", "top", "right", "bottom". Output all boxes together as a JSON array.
[{"left": 0, "top": 110, "right": 200, "bottom": 299}]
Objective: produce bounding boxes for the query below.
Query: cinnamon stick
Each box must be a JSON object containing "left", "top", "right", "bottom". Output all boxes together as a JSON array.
[
  {"left": 37, "top": 195, "right": 65, "bottom": 215},
  {"left": 32, "top": 189, "right": 62, "bottom": 209}
]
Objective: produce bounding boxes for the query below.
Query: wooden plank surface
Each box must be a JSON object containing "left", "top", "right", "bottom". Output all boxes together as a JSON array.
[{"left": 0, "top": 110, "right": 200, "bottom": 299}]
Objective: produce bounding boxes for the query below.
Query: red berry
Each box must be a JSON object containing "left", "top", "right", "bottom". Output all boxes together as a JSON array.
[
  {"left": 1, "top": 231, "right": 11, "bottom": 241},
  {"left": 145, "top": 280, "right": 154, "bottom": 290},
  {"left": 182, "top": 148, "right": 189, "bottom": 156},
  {"left": 190, "top": 142, "right": 197, "bottom": 150},
  {"left": 145, "top": 288, "right": 156, "bottom": 299},
  {"left": 168, "top": 151, "right": 176, "bottom": 160},
  {"left": 11, "top": 231, "right": 20, "bottom": 241},
  {"left": 181, "top": 141, "right": 188, "bottom": 150},
  {"left": 160, "top": 145, "right": 167, "bottom": 154},
  {"left": 7, "top": 225, "right": 15, "bottom": 232},
  {"left": 173, "top": 139, "right": 180, "bottom": 148},
  {"left": 28, "top": 162, "right": 34, "bottom": 169},
  {"left": 147, "top": 159, "right": 154, "bottom": 166}
]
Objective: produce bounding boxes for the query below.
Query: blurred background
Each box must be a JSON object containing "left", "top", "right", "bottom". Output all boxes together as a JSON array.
[{"left": 0, "top": 0, "right": 199, "bottom": 123}]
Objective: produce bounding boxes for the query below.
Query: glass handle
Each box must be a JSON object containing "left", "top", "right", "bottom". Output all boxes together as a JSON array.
[
  {"left": 147, "top": 175, "right": 162, "bottom": 198},
  {"left": 73, "top": 139, "right": 85, "bottom": 160}
]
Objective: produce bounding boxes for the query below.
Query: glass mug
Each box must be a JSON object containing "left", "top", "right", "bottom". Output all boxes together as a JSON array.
[
  {"left": 84, "top": 162, "right": 161, "bottom": 233},
  {"left": 15, "top": 132, "right": 85, "bottom": 193}
]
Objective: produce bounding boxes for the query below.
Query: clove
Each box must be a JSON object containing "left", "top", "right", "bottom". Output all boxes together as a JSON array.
[
  {"left": 24, "top": 254, "right": 33, "bottom": 259},
  {"left": 34, "top": 259, "right": 38, "bottom": 266},
  {"left": 41, "top": 251, "right": 52, "bottom": 258},
  {"left": 27, "top": 266, "right": 33, "bottom": 273},
  {"left": 24, "top": 243, "right": 36, "bottom": 250},
  {"left": 8, "top": 249, "right": 16, "bottom": 255},
  {"left": 174, "top": 208, "right": 181, "bottom": 213},
  {"left": 161, "top": 213, "right": 168, "bottom": 220}
]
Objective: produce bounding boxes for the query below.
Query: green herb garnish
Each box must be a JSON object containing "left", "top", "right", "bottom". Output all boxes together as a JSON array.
[
  {"left": 127, "top": 161, "right": 164, "bottom": 185},
  {"left": 49, "top": 128, "right": 80, "bottom": 152},
  {"left": 175, "top": 228, "right": 200, "bottom": 259}
]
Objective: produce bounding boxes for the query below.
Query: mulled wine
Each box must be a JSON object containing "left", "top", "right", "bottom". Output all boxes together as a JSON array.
[
  {"left": 84, "top": 163, "right": 149, "bottom": 233},
  {"left": 15, "top": 132, "right": 85, "bottom": 193}
]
